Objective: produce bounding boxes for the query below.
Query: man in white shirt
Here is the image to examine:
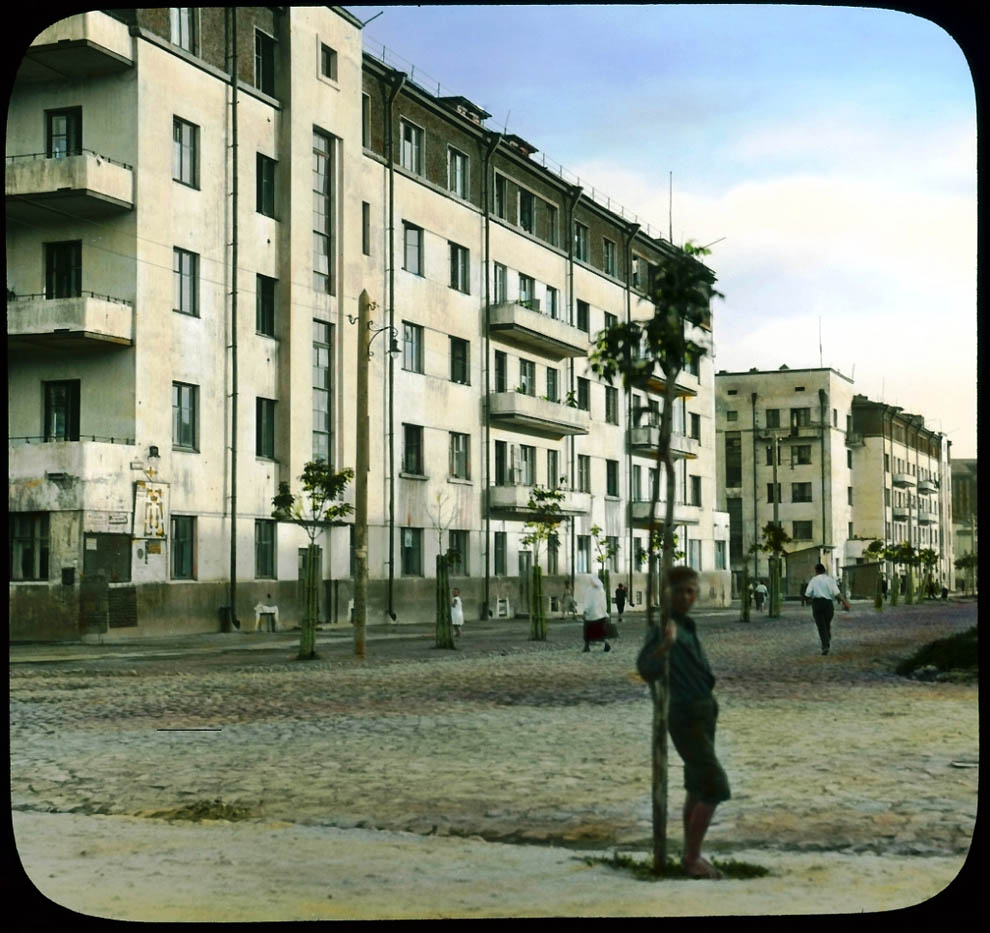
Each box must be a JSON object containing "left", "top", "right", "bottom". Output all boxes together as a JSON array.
[{"left": 804, "top": 563, "right": 851, "bottom": 655}]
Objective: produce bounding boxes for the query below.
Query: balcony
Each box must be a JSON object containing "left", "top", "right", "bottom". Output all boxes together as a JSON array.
[
  {"left": 488, "top": 301, "right": 589, "bottom": 360},
  {"left": 892, "top": 506, "right": 910, "bottom": 521},
  {"left": 630, "top": 363, "right": 698, "bottom": 399},
  {"left": 629, "top": 500, "right": 702, "bottom": 527},
  {"left": 916, "top": 508, "right": 938, "bottom": 525},
  {"left": 917, "top": 479, "right": 938, "bottom": 495},
  {"left": 488, "top": 484, "right": 591, "bottom": 519},
  {"left": 845, "top": 431, "right": 865, "bottom": 447},
  {"left": 892, "top": 472, "right": 916, "bottom": 488},
  {"left": 17, "top": 12, "right": 133, "bottom": 82},
  {"left": 628, "top": 425, "right": 699, "bottom": 460},
  {"left": 6, "top": 151, "right": 134, "bottom": 222},
  {"left": 489, "top": 391, "right": 590, "bottom": 439},
  {"left": 7, "top": 293, "right": 134, "bottom": 349}
]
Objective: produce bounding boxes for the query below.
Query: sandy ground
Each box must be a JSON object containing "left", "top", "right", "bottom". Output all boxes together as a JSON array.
[{"left": 9, "top": 601, "right": 980, "bottom": 920}]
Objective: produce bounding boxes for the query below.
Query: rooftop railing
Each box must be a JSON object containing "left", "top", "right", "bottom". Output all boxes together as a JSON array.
[
  {"left": 6, "top": 149, "right": 133, "bottom": 170},
  {"left": 9, "top": 435, "right": 135, "bottom": 445}
]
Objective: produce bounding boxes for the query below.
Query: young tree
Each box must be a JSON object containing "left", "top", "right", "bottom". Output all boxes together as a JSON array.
[
  {"left": 882, "top": 542, "right": 901, "bottom": 606},
  {"left": 955, "top": 552, "right": 977, "bottom": 595},
  {"left": 590, "top": 523, "right": 620, "bottom": 613},
  {"left": 917, "top": 548, "right": 938, "bottom": 599},
  {"left": 590, "top": 241, "right": 721, "bottom": 876},
  {"left": 428, "top": 493, "right": 457, "bottom": 649},
  {"left": 863, "top": 539, "right": 886, "bottom": 610},
  {"left": 272, "top": 461, "right": 354, "bottom": 660},
  {"left": 520, "top": 485, "right": 566, "bottom": 641},
  {"left": 751, "top": 521, "right": 792, "bottom": 617}
]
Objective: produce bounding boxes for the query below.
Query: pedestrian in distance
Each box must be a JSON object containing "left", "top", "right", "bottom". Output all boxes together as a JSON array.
[
  {"left": 614, "top": 582, "right": 628, "bottom": 622},
  {"left": 754, "top": 580, "right": 768, "bottom": 612},
  {"left": 637, "top": 565, "right": 731, "bottom": 879},
  {"left": 582, "top": 575, "right": 611, "bottom": 652},
  {"left": 804, "top": 563, "right": 850, "bottom": 655},
  {"left": 451, "top": 588, "right": 464, "bottom": 637}
]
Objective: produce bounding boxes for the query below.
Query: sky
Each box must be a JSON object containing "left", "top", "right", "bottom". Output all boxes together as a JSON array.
[{"left": 348, "top": 3, "right": 978, "bottom": 458}]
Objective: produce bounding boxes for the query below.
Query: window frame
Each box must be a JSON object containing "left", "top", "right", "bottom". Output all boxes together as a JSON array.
[
  {"left": 519, "top": 359, "right": 536, "bottom": 396},
  {"left": 401, "top": 527, "right": 424, "bottom": 576},
  {"left": 43, "top": 379, "right": 80, "bottom": 442},
  {"left": 576, "top": 377, "right": 590, "bottom": 411},
  {"left": 447, "top": 529, "right": 469, "bottom": 576},
  {"left": 402, "top": 423, "right": 424, "bottom": 475},
  {"left": 573, "top": 221, "right": 589, "bottom": 261},
  {"left": 576, "top": 299, "right": 589, "bottom": 332},
  {"left": 518, "top": 188, "right": 535, "bottom": 233},
  {"left": 603, "top": 237, "right": 617, "bottom": 276},
  {"left": 449, "top": 336, "right": 470, "bottom": 385},
  {"left": 447, "top": 146, "right": 468, "bottom": 198},
  {"left": 170, "top": 514, "right": 196, "bottom": 580},
  {"left": 254, "top": 29, "right": 276, "bottom": 97},
  {"left": 10, "top": 512, "right": 50, "bottom": 582},
  {"left": 172, "top": 246, "right": 198, "bottom": 316},
  {"left": 256, "top": 152, "right": 277, "bottom": 218},
  {"left": 403, "top": 221, "right": 423, "bottom": 276},
  {"left": 605, "top": 385, "right": 619, "bottom": 425},
  {"left": 45, "top": 107, "right": 82, "bottom": 159},
  {"left": 399, "top": 118, "right": 424, "bottom": 175},
  {"left": 320, "top": 43, "right": 338, "bottom": 80},
  {"left": 449, "top": 431, "right": 470, "bottom": 480},
  {"left": 791, "top": 482, "right": 813, "bottom": 503},
  {"left": 402, "top": 321, "right": 424, "bottom": 374},
  {"left": 45, "top": 240, "right": 82, "bottom": 300},
  {"left": 170, "top": 7, "right": 198, "bottom": 54},
  {"left": 577, "top": 454, "right": 591, "bottom": 493},
  {"left": 606, "top": 459, "right": 620, "bottom": 497},
  {"left": 172, "top": 115, "right": 199, "bottom": 188},
  {"left": 256, "top": 274, "right": 276, "bottom": 336},
  {"left": 254, "top": 519, "right": 276, "bottom": 579},
  {"left": 256, "top": 397, "right": 277, "bottom": 460},
  {"left": 312, "top": 320, "right": 333, "bottom": 463},
  {"left": 312, "top": 130, "right": 334, "bottom": 293},
  {"left": 449, "top": 241, "right": 470, "bottom": 293},
  {"left": 172, "top": 381, "right": 199, "bottom": 451}
]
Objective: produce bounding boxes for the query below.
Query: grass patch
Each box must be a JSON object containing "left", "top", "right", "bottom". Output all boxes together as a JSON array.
[
  {"left": 146, "top": 798, "right": 256, "bottom": 822},
  {"left": 582, "top": 851, "right": 769, "bottom": 881},
  {"left": 894, "top": 626, "right": 978, "bottom": 676}
]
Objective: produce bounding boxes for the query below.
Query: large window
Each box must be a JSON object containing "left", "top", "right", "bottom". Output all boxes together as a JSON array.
[
  {"left": 448, "top": 529, "right": 469, "bottom": 576},
  {"left": 46, "top": 107, "right": 81, "bottom": 159},
  {"left": 401, "top": 527, "right": 423, "bottom": 575},
  {"left": 10, "top": 513, "right": 49, "bottom": 581},
  {"left": 403, "top": 222, "right": 423, "bottom": 275},
  {"left": 255, "top": 30, "right": 275, "bottom": 96},
  {"left": 400, "top": 119, "right": 423, "bottom": 175},
  {"left": 402, "top": 321, "right": 424, "bottom": 373},
  {"left": 255, "top": 519, "right": 276, "bottom": 578},
  {"left": 172, "top": 382, "right": 198, "bottom": 451},
  {"left": 173, "top": 247, "right": 198, "bottom": 316},
  {"left": 448, "top": 146, "right": 468, "bottom": 197},
  {"left": 792, "top": 482, "right": 813, "bottom": 503},
  {"left": 403, "top": 424, "right": 424, "bottom": 475},
  {"left": 43, "top": 380, "right": 79, "bottom": 441},
  {"left": 313, "top": 320, "right": 332, "bottom": 463},
  {"left": 312, "top": 131, "right": 333, "bottom": 292},
  {"left": 450, "top": 337, "right": 470, "bottom": 385},
  {"left": 172, "top": 117, "right": 199, "bottom": 187},
  {"left": 792, "top": 520, "right": 813, "bottom": 540},
  {"left": 170, "top": 8, "right": 197, "bottom": 53},
  {"left": 449, "top": 242, "right": 469, "bottom": 293},
  {"left": 45, "top": 241, "right": 81, "bottom": 299},
  {"left": 256, "top": 153, "right": 276, "bottom": 217},
  {"left": 170, "top": 515, "right": 196, "bottom": 580},
  {"left": 449, "top": 432, "right": 470, "bottom": 480},
  {"left": 256, "top": 274, "right": 276, "bottom": 336},
  {"left": 574, "top": 221, "right": 589, "bottom": 261},
  {"left": 256, "top": 398, "right": 276, "bottom": 459}
]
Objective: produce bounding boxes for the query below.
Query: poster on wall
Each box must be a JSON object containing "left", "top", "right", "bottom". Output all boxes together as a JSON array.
[{"left": 133, "top": 480, "right": 169, "bottom": 539}]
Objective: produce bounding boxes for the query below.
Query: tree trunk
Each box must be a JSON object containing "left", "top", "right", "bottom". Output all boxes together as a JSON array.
[
  {"left": 874, "top": 572, "right": 884, "bottom": 611},
  {"left": 298, "top": 542, "right": 320, "bottom": 660},
  {"left": 435, "top": 554, "right": 454, "bottom": 648},
  {"left": 599, "top": 568, "right": 611, "bottom": 614},
  {"left": 768, "top": 556, "right": 781, "bottom": 618},
  {"left": 740, "top": 565, "right": 751, "bottom": 622},
  {"left": 529, "top": 565, "right": 546, "bottom": 641},
  {"left": 906, "top": 567, "right": 915, "bottom": 605}
]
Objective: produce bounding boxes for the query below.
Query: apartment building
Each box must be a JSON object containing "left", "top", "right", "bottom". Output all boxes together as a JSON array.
[
  {"left": 714, "top": 368, "right": 953, "bottom": 597},
  {"left": 8, "top": 8, "right": 729, "bottom": 641},
  {"left": 950, "top": 459, "right": 977, "bottom": 592}
]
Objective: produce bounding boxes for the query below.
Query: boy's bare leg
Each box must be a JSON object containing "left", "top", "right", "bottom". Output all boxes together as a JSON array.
[{"left": 682, "top": 798, "right": 723, "bottom": 879}]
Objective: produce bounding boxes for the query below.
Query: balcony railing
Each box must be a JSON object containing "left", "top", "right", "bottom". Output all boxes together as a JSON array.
[
  {"left": 845, "top": 431, "right": 865, "bottom": 447},
  {"left": 488, "top": 484, "right": 591, "bottom": 517},
  {"left": 917, "top": 479, "right": 938, "bottom": 495},
  {"left": 489, "top": 391, "right": 590, "bottom": 438},
  {"left": 19, "top": 11, "right": 133, "bottom": 81},
  {"left": 7, "top": 292, "right": 134, "bottom": 347},
  {"left": 916, "top": 508, "right": 938, "bottom": 525},
  {"left": 488, "top": 301, "right": 589, "bottom": 360},
  {"left": 628, "top": 425, "right": 699, "bottom": 459},
  {"left": 6, "top": 150, "right": 134, "bottom": 221},
  {"left": 892, "top": 472, "right": 916, "bottom": 488},
  {"left": 892, "top": 506, "right": 910, "bottom": 521},
  {"left": 629, "top": 500, "right": 702, "bottom": 526}
]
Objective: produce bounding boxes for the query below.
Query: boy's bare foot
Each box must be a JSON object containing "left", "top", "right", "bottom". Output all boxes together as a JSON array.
[{"left": 682, "top": 857, "right": 723, "bottom": 879}]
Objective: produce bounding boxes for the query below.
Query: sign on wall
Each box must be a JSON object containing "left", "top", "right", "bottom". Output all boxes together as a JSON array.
[{"left": 133, "top": 480, "right": 169, "bottom": 539}]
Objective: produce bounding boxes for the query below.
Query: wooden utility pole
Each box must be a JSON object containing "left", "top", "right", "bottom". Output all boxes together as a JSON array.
[{"left": 352, "top": 290, "right": 372, "bottom": 659}]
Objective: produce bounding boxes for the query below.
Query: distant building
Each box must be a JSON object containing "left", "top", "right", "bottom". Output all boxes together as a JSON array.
[{"left": 951, "top": 459, "right": 977, "bottom": 592}]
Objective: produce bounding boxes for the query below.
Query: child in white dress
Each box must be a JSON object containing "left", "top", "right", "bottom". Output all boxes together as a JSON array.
[{"left": 451, "top": 589, "right": 464, "bottom": 637}]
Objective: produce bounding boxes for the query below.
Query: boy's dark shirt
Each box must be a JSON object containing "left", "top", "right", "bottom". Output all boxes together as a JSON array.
[{"left": 669, "top": 612, "right": 716, "bottom": 708}]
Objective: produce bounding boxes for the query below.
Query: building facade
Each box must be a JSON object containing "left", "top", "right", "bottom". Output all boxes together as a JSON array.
[
  {"left": 950, "top": 459, "right": 976, "bottom": 593},
  {"left": 714, "top": 368, "right": 953, "bottom": 597},
  {"left": 8, "top": 7, "right": 729, "bottom": 641}
]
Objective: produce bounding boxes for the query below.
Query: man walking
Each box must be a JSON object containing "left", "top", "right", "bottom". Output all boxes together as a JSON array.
[
  {"left": 641, "top": 566, "right": 731, "bottom": 879},
  {"left": 614, "top": 582, "right": 628, "bottom": 622},
  {"left": 804, "top": 562, "right": 850, "bottom": 655},
  {"left": 754, "top": 580, "right": 768, "bottom": 612}
]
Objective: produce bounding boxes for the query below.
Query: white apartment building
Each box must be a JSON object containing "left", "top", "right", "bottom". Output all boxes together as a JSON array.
[
  {"left": 714, "top": 368, "right": 953, "bottom": 597},
  {"left": 8, "top": 7, "right": 729, "bottom": 641}
]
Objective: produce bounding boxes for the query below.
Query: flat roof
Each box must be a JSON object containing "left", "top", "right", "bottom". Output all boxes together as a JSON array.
[{"left": 715, "top": 366, "right": 853, "bottom": 384}]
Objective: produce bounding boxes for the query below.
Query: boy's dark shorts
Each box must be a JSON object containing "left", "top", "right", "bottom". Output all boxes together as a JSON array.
[{"left": 668, "top": 695, "right": 731, "bottom": 806}]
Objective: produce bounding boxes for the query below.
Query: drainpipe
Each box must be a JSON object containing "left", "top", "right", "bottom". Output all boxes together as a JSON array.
[
  {"left": 564, "top": 183, "right": 582, "bottom": 589},
  {"left": 383, "top": 70, "right": 405, "bottom": 620},
  {"left": 818, "top": 388, "right": 828, "bottom": 556},
  {"left": 227, "top": 8, "right": 239, "bottom": 629},
  {"left": 622, "top": 222, "right": 639, "bottom": 592},
  {"left": 751, "top": 392, "right": 759, "bottom": 583},
  {"left": 481, "top": 130, "right": 502, "bottom": 620}
]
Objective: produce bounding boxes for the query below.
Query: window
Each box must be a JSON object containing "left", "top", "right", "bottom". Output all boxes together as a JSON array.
[
  {"left": 603, "top": 311, "right": 617, "bottom": 332},
  {"left": 449, "top": 242, "right": 469, "bottom": 293},
  {"left": 715, "top": 540, "right": 727, "bottom": 570},
  {"left": 401, "top": 528, "right": 423, "bottom": 576},
  {"left": 320, "top": 43, "right": 337, "bottom": 80},
  {"left": 494, "top": 351, "right": 507, "bottom": 393},
  {"left": 256, "top": 274, "right": 276, "bottom": 336},
  {"left": 793, "top": 520, "right": 813, "bottom": 541},
  {"left": 494, "top": 440, "right": 507, "bottom": 486},
  {"left": 765, "top": 445, "right": 776, "bottom": 466},
  {"left": 574, "top": 221, "right": 589, "bottom": 261},
  {"left": 519, "top": 445, "right": 536, "bottom": 486},
  {"left": 546, "top": 367, "right": 559, "bottom": 402},
  {"left": 577, "top": 377, "right": 590, "bottom": 411},
  {"left": 545, "top": 285, "right": 558, "bottom": 319},
  {"left": 255, "top": 30, "right": 275, "bottom": 96},
  {"left": 494, "top": 531, "right": 507, "bottom": 576},
  {"left": 607, "top": 536, "right": 620, "bottom": 572},
  {"left": 10, "top": 513, "right": 49, "bottom": 581},
  {"left": 402, "top": 323, "right": 423, "bottom": 372},
  {"left": 685, "top": 349, "right": 700, "bottom": 378},
  {"left": 172, "top": 247, "right": 198, "bottom": 315},
  {"left": 606, "top": 460, "right": 619, "bottom": 497},
  {"left": 448, "top": 530, "right": 469, "bottom": 576},
  {"left": 519, "top": 359, "right": 536, "bottom": 396},
  {"left": 45, "top": 241, "right": 82, "bottom": 299},
  {"left": 313, "top": 131, "right": 333, "bottom": 292},
  {"left": 450, "top": 337, "right": 470, "bottom": 385},
  {"left": 400, "top": 119, "right": 423, "bottom": 174},
  {"left": 403, "top": 222, "right": 423, "bottom": 275},
  {"left": 448, "top": 147, "right": 468, "bottom": 197},
  {"left": 632, "top": 256, "right": 643, "bottom": 290},
  {"left": 690, "top": 412, "right": 701, "bottom": 441},
  {"left": 170, "top": 515, "right": 196, "bottom": 580},
  {"left": 689, "top": 540, "right": 702, "bottom": 571},
  {"left": 724, "top": 432, "right": 742, "bottom": 487},
  {"left": 547, "top": 538, "right": 559, "bottom": 575},
  {"left": 546, "top": 203, "right": 558, "bottom": 245},
  {"left": 256, "top": 398, "right": 276, "bottom": 459},
  {"left": 578, "top": 455, "right": 591, "bottom": 493},
  {"left": 577, "top": 536, "right": 590, "bottom": 574},
  {"left": 690, "top": 475, "right": 702, "bottom": 506},
  {"left": 403, "top": 424, "right": 423, "bottom": 475},
  {"left": 313, "top": 320, "right": 332, "bottom": 462},
  {"left": 791, "top": 407, "right": 811, "bottom": 428},
  {"left": 362, "top": 94, "right": 370, "bottom": 147},
  {"left": 725, "top": 410, "right": 739, "bottom": 423},
  {"left": 605, "top": 386, "right": 619, "bottom": 424},
  {"left": 603, "top": 238, "right": 617, "bottom": 276},
  {"left": 848, "top": 486, "right": 854, "bottom": 505},
  {"left": 847, "top": 449, "right": 853, "bottom": 469},
  {"left": 172, "top": 117, "right": 199, "bottom": 187},
  {"left": 255, "top": 520, "right": 276, "bottom": 578},
  {"left": 46, "top": 107, "right": 81, "bottom": 158},
  {"left": 632, "top": 464, "right": 643, "bottom": 501},
  {"left": 172, "top": 382, "right": 198, "bottom": 450},
  {"left": 547, "top": 449, "right": 559, "bottom": 488},
  {"left": 493, "top": 263, "right": 507, "bottom": 303},
  {"left": 256, "top": 153, "right": 276, "bottom": 217},
  {"left": 885, "top": 487, "right": 891, "bottom": 506},
  {"left": 767, "top": 483, "right": 782, "bottom": 503},
  {"left": 170, "top": 8, "right": 197, "bottom": 53},
  {"left": 450, "top": 432, "right": 470, "bottom": 480},
  {"left": 792, "top": 482, "right": 813, "bottom": 503},
  {"left": 792, "top": 444, "right": 812, "bottom": 466},
  {"left": 648, "top": 399, "right": 661, "bottom": 427},
  {"left": 519, "top": 189, "right": 534, "bottom": 232},
  {"left": 44, "top": 380, "right": 79, "bottom": 441},
  {"left": 765, "top": 408, "right": 780, "bottom": 429},
  {"left": 362, "top": 202, "right": 371, "bottom": 255},
  {"left": 884, "top": 453, "right": 890, "bottom": 472},
  {"left": 518, "top": 274, "right": 534, "bottom": 307},
  {"left": 494, "top": 174, "right": 507, "bottom": 218}
]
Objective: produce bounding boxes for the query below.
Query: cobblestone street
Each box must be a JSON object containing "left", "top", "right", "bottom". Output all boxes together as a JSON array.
[{"left": 11, "top": 600, "right": 979, "bottom": 919}]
